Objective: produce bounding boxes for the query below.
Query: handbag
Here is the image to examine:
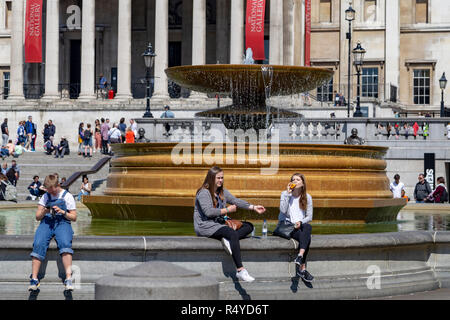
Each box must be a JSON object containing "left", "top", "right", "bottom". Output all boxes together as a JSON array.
[
  {"left": 273, "top": 220, "right": 295, "bottom": 240},
  {"left": 225, "top": 218, "right": 243, "bottom": 231},
  {"left": 214, "top": 215, "right": 243, "bottom": 230}
]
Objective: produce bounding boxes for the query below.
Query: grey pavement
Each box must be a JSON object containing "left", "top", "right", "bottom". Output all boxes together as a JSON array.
[{"left": 367, "top": 288, "right": 450, "bottom": 300}]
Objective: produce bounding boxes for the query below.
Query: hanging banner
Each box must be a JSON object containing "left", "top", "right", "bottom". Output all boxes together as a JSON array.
[
  {"left": 304, "top": 0, "right": 311, "bottom": 66},
  {"left": 245, "top": 0, "right": 266, "bottom": 61},
  {"left": 25, "top": 0, "right": 43, "bottom": 63}
]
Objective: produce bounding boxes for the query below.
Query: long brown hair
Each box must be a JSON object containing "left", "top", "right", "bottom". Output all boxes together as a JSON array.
[
  {"left": 196, "top": 166, "right": 224, "bottom": 208},
  {"left": 291, "top": 173, "right": 307, "bottom": 211}
]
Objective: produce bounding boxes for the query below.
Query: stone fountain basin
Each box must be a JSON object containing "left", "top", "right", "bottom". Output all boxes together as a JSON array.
[
  {"left": 165, "top": 64, "right": 334, "bottom": 96},
  {"left": 83, "top": 143, "right": 406, "bottom": 223}
]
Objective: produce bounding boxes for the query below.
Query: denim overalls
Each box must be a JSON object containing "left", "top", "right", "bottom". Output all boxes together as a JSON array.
[{"left": 30, "top": 191, "right": 74, "bottom": 261}]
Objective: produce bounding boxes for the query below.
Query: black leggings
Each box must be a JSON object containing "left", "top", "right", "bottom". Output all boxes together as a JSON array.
[
  {"left": 291, "top": 223, "right": 312, "bottom": 264},
  {"left": 210, "top": 222, "right": 254, "bottom": 269}
]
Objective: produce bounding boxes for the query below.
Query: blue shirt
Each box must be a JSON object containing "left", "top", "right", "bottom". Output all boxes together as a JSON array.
[{"left": 160, "top": 110, "right": 175, "bottom": 118}]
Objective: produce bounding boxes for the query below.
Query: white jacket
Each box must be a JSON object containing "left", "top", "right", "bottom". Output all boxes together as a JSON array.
[{"left": 278, "top": 191, "right": 313, "bottom": 224}]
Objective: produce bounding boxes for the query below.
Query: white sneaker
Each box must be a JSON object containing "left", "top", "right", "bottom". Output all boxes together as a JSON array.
[
  {"left": 221, "top": 238, "right": 232, "bottom": 255},
  {"left": 236, "top": 269, "right": 255, "bottom": 282},
  {"left": 30, "top": 195, "right": 36, "bottom": 201}
]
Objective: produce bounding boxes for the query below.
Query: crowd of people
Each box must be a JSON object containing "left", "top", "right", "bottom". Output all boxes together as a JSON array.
[
  {"left": 77, "top": 117, "right": 138, "bottom": 157},
  {"left": 390, "top": 173, "right": 449, "bottom": 203}
]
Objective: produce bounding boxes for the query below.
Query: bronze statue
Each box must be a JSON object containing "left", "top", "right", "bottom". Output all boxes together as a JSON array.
[
  {"left": 136, "top": 128, "right": 150, "bottom": 143},
  {"left": 344, "top": 128, "right": 365, "bottom": 145}
]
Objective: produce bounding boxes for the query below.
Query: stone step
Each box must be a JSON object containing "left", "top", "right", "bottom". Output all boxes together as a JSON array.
[{"left": 0, "top": 282, "right": 95, "bottom": 300}]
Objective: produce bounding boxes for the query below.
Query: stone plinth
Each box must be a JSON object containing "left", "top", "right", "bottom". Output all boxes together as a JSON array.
[{"left": 95, "top": 260, "right": 219, "bottom": 300}]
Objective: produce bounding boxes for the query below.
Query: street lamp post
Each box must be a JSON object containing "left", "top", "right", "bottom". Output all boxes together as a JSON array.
[
  {"left": 352, "top": 41, "right": 366, "bottom": 117},
  {"left": 142, "top": 43, "right": 156, "bottom": 118},
  {"left": 345, "top": 5, "right": 355, "bottom": 118},
  {"left": 439, "top": 72, "right": 447, "bottom": 117}
]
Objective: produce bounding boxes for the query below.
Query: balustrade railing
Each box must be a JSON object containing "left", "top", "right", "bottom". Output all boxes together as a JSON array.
[{"left": 137, "top": 117, "right": 450, "bottom": 144}]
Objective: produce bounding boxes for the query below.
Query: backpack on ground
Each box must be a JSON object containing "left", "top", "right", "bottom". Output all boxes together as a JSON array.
[{"left": 1, "top": 179, "right": 17, "bottom": 202}]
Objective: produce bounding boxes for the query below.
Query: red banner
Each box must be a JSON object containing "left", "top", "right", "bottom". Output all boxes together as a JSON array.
[
  {"left": 304, "top": 0, "right": 311, "bottom": 66},
  {"left": 25, "top": 0, "right": 43, "bottom": 63},
  {"left": 245, "top": 0, "right": 266, "bottom": 61}
]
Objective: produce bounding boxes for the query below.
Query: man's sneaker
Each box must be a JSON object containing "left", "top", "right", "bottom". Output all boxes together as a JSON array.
[
  {"left": 297, "top": 269, "right": 314, "bottom": 282},
  {"left": 30, "top": 195, "right": 36, "bottom": 201},
  {"left": 221, "top": 238, "right": 232, "bottom": 256},
  {"left": 28, "top": 278, "right": 40, "bottom": 291},
  {"left": 294, "top": 255, "right": 303, "bottom": 265},
  {"left": 64, "top": 278, "right": 74, "bottom": 291},
  {"left": 236, "top": 269, "right": 255, "bottom": 282}
]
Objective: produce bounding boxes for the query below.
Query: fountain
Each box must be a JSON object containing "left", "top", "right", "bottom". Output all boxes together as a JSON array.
[{"left": 83, "top": 62, "right": 406, "bottom": 223}]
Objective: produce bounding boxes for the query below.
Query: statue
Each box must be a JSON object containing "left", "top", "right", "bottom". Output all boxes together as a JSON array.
[
  {"left": 344, "top": 128, "right": 365, "bottom": 145},
  {"left": 136, "top": 128, "right": 150, "bottom": 143}
]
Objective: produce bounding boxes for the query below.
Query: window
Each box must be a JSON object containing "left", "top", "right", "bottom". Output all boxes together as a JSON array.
[
  {"left": 364, "top": 0, "right": 377, "bottom": 22},
  {"left": 413, "top": 69, "right": 430, "bottom": 105},
  {"left": 3, "top": 72, "right": 10, "bottom": 99},
  {"left": 415, "top": 0, "right": 428, "bottom": 23},
  {"left": 362, "top": 67, "right": 378, "bottom": 98},
  {"left": 319, "top": 0, "right": 332, "bottom": 23},
  {"left": 5, "top": 1, "right": 12, "bottom": 29},
  {"left": 317, "top": 78, "right": 333, "bottom": 102}
]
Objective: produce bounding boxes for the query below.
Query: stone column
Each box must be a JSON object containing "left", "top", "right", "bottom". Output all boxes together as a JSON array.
[
  {"left": 216, "top": 0, "right": 229, "bottom": 64},
  {"left": 293, "top": 0, "right": 305, "bottom": 66},
  {"left": 9, "top": 0, "right": 25, "bottom": 100},
  {"left": 270, "top": 0, "right": 283, "bottom": 65},
  {"left": 192, "top": 0, "right": 206, "bottom": 65},
  {"left": 230, "top": 0, "right": 244, "bottom": 64},
  {"left": 43, "top": 0, "right": 60, "bottom": 100},
  {"left": 385, "top": 0, "right": 400, "bottom": 101},
  {"left": 79, "top": 0, "right": 96, "bottom": 100},
  {"left": 283, "top": 0, "right": 294, "bottom": 65},
  {"left": 116, "top": 0, "right": 132, "bottom": 99},
  {"left": 153, "top": 0, "right": 169, "bottom": 98}
]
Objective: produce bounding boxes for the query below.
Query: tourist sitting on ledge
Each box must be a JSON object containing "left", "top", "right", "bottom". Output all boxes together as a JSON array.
[
  {"left": 44, "top": 137, "right": 56, "bottom": 155},
  {"left": 28, "top": 175, "right": 46, "bottom": 200},
  {"left": 28, "top": 174, "right": 77, "bottom": 292},
  {"left": 193, "top": 166, "right": 266, "bottom": 282},
  {"left": 55, "top": 137, "right": 70, "bottom": 158},
  {"left": 77, "top": 175, "right": 91, "bottom": 201},
  {"left": 275, "top": 173, "right": 314, "bottom": 283}
]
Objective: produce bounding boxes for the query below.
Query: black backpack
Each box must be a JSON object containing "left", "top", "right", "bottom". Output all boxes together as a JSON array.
[
  {"left": 84, "top": 129, "right": 92, "bottom": 140},
  {"left": 442, "top": 188, "right": 449, "bottom": 203}
]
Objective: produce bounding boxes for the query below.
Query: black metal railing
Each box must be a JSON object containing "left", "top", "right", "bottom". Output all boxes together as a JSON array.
[
  {"left": 23, "top": 84, "right": 45, "bottom": 99},
  {"left": 61, "top": 156, "right": 111, "bottom": 191},
  {"left": 58, "top": 83, "right": 81, "bottom": 99}
]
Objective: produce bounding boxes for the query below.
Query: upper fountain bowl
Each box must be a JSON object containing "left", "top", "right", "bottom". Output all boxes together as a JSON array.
[{"left": 165, "top": 64, "right": 334, "bottom": 97}]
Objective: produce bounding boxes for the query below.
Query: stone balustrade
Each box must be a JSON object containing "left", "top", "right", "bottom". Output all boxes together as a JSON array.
[{"left": 137, "top": 117, "right": 450, "bottom": 144}]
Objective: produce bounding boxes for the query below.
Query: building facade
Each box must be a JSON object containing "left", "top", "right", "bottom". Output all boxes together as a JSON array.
[{"left": 0, "top": 0, "right": 449, "bottom": 115}]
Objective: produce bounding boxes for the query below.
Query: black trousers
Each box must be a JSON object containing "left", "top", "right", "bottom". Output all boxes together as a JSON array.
[
  {"left": 210, "top": 222, "right": 254, "bottom": 269},
  {"left": 291, "top": 223, "right": 312, "bottom": 264},
  {"left": 101, "top": 139, "right": 108, "bottom": 154}
]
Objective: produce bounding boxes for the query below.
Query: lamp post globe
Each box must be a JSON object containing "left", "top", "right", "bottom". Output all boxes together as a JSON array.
[
  {"left": 345, "top": 5, "right": 355, "bottom": 118},
  {"left": 352, "top": 41, "right": 366, "bottom": 117},
  {"left": 440, "top": 72, "right": 447, "bottom": 117},
  {"left": 142, "top": 43, "right": 156, "bottom": 118}
]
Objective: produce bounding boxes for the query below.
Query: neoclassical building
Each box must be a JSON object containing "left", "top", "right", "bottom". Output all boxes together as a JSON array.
[{"left": 0, "top": 0, "right": 449, "bottom": 116}]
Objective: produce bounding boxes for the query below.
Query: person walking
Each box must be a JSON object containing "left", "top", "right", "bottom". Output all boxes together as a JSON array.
[
  {"left": 414, "top": 173, "right": 432, "bottom": 203},
  {"left": 277, "top": 173, "right": 314, "bottom": 282},
  {"left": 25, "top": 116, "right": 35, "bottom": 152},
  {"left": 1, "top": 118, "right": 8, "bottom": 147},
  {"left": 390, "top": 174, "right": 405, "bottom": 199},
  {"left": 28, "top": 174, "right": 77, "bottom": 292},
  {"left": 193, "top": 166, "right": 266, "bottom": 282}
]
